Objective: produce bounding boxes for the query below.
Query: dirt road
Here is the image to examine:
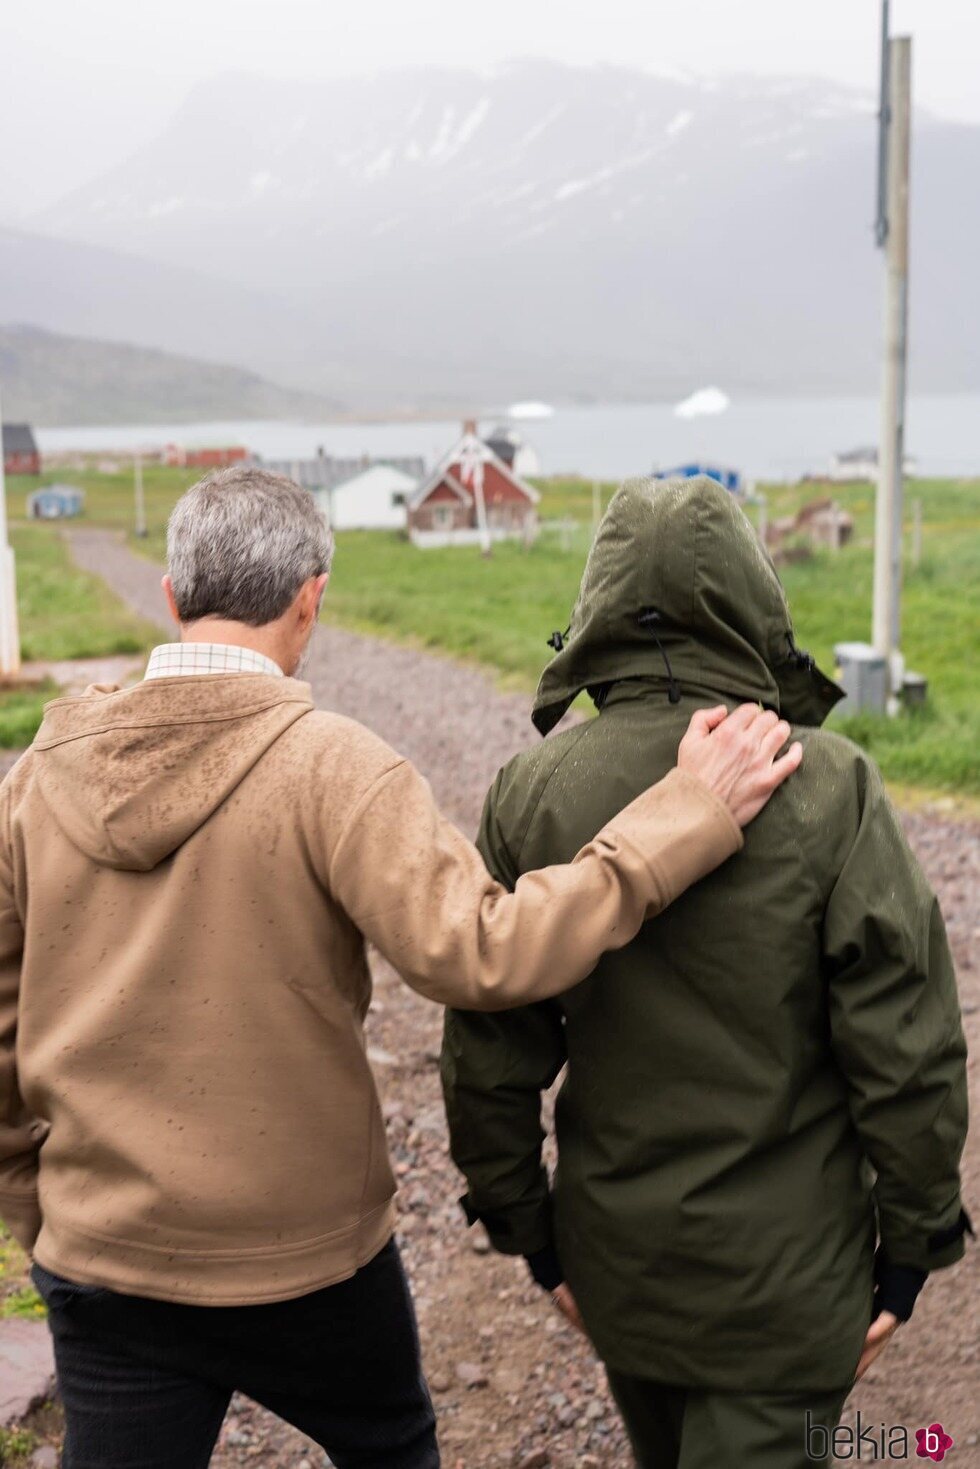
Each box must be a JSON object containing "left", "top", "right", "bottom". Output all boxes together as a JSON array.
[{"left": 58, "top": 531, "right": 980, "bottom": 1467}]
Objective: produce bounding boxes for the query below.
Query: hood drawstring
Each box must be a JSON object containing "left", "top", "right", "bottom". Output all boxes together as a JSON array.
[
  {"left": 785, "top": 631, "right": 816, "bottom": 672},
  {"left": 547, "top": 625, "right": 571, "bottom": 653},
  {"left": 637, "top": 609, "right": 682, "bottom": 704}
]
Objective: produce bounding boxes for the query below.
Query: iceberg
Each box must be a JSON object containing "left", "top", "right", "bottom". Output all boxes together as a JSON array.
[
  {"left": 674, "top": 387, "right": 730, "bottom": 419},
  {"left": 507, "top": 401, "right": 554, "bottom": 420}
]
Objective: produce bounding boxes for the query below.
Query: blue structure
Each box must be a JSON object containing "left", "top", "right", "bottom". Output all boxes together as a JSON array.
[
  {"left": 655, "top": 464, "right": 743, "bottom": 494},
  {"left": 26, "top": 484, "right": 85, "bottom": 520}
]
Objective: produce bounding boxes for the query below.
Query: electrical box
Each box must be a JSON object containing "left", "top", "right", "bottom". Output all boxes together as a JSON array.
[{"left": 833, "top": 642, "right": 888, "bottom": 716}]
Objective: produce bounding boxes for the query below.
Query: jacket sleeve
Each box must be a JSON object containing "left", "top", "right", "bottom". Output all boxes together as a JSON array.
[
  {"left": 0, "top": 784, "right": 40, "bottom": 1254},
  {"left": 330, "top": 758, "right": 741, "bottom": 1010},
  {"left": 823, "top": 756, "right": 970, "bottom": 1274},
  {"left": 441, "top": 773, "right": 567, "bottom": 1257}
]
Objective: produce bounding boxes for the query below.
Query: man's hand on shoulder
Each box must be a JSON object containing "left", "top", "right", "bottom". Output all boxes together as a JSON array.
[{"left": 678, "top": 704, "right": 802, "bottom": 828}]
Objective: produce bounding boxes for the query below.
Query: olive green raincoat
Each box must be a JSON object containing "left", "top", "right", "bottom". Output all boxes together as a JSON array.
[{"left": 441, "top": 476, "right": 969, "bottom": 1392}]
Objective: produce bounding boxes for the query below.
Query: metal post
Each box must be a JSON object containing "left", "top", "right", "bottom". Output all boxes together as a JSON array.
[
  {"left": 874, "top": 0, "right": 891, "bottom": 248},
  {"left": 134, "top": 451, "right": 147, "bottom": 538},
  {"left": 872, "top": 35, "right": 911, "bottom": 701},
  {"left": 0, "top": 387, "right": 21, "bottom": 678}
]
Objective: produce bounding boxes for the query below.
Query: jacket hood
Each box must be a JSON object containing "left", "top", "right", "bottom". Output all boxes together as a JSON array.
[
  {"left": 31, "top": 674, "right": 315, "bottom": 871},
  {"left": 532, "top": 476, "right": 843, "bottom": 735}
]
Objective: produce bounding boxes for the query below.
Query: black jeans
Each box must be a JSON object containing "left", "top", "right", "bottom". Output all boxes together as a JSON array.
[{"left": 33, "top": 1238, "right": 438, "bottom": 1469}]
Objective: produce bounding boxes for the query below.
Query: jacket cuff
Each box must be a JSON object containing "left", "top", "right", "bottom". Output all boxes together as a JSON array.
[
  {"left": 606, "top": 767, "right": 743, "bottom": 915},
  {"left": 0, "top": 1187, "right": 42, "bottom": 1256},
  {"left": 458, "top": 1191, "right": 555, "bottom": 1259},
  {"left": 880, "top": 1206, "right": 973, "bottom": 1273},
  {"left": 525, "top": 1244, "right": 564, "bottom": 1292}
]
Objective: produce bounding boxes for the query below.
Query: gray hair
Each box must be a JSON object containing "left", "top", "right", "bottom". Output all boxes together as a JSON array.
[{"left": 167, "top": 466, "right": 334, "bottom": 626}]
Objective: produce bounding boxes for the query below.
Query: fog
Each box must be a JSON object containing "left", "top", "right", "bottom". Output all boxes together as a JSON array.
[{"left": 2, "top": 0, "right": 978, "bottom": 215}]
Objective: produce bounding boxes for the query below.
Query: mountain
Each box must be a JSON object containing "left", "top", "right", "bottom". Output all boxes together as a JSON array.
[
  {"left": 17, "top": 61, "right": 980, "bottom": 405},
  {"left": 0, "top": 324, "right": 342, "bottom": 426}
]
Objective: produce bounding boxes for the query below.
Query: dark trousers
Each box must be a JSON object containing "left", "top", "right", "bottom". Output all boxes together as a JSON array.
[
  {"left": 33, "top": 1238, "right": 438, "bottom": 1469},
  {"left": 606, "top": 1369, "right": 847, "bottom": 1469}
]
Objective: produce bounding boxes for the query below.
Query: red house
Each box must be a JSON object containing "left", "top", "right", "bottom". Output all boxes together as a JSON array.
[
  {"left": 407, "top": 422, "right": 539, "bottom": 548},
  {"left": 163, "top": 444, "right": 248, "bottom": 469},
  {"left": 2, "top": 423, "right": 40, "bottom": 476}
]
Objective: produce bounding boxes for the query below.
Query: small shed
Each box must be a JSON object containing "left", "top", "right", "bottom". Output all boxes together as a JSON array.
[
  {"left": 316, "top": 464, "right": 417, "bottom": 531},
  {"left": 2, "top": 423, "right": 40, "bottom": 476},
  {"left": 655, "top": 463, "right": 743, "bottom": 494},
  {"left": 26, "top": 484, "right": 85, "bottom": 520}
]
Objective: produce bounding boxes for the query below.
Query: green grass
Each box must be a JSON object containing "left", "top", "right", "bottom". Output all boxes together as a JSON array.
[
  {"left": 11, "top": 524, "right": 158, "bottom": 662},
  {"left": 0, "top": 1427, "right": 38, "bottom": 1463},
  {"left": 0, "top": 681, "right": 59, "bottom": 749},
  {"left": 5, "top": 467, "right": 979, "bottom": 793},
  {"left": 0, "top": 1225, "right": 44, "bottom": 1322},
  {"left": 0, "top": 1284, "right": 45, "bottom": 1320}
]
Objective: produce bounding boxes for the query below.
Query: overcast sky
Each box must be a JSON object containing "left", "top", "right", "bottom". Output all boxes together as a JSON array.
[{"left": 2, "top": 0, "right": 978, "bottom": 216}]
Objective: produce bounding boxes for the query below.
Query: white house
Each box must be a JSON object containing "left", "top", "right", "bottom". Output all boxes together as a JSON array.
[
  {"left": 829, "top": 447, "right": 917, "bottom": 483},
  {"left": 314, "top": 464, "right": 418, "bottom": 531}
]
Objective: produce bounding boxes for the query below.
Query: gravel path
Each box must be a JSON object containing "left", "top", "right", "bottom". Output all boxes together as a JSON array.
[{"left": 56, "top": 532, "right": 980, "bottom": 1466}]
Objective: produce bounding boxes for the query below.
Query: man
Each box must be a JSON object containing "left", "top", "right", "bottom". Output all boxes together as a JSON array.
[
  {"left": 0, "top": 468, "right": 800, "bottom": 1469},
  {"left": 442, "top": 476, "right": 970, "bottom": 1469}
]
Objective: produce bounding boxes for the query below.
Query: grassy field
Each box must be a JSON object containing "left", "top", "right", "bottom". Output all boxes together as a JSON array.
[
  {"left": 12, "top": 525, "right": 158, "bottom": 662},
  {"left": 5, "top": 465, "right": 979, "bottom": 793},
  {"left": 0, "top": 523, "right": 158, "bottom": 745}
]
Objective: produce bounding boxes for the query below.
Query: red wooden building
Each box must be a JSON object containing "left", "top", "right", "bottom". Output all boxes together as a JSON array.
[
  {"left": 407, "top": 423, "right": 539, "bottom": 547},
  {"left": 163, "top": 444, "right": 248, "bottom": 469},
  {"left": 2, "top": 423, "right": 40, "bottom": 476}
]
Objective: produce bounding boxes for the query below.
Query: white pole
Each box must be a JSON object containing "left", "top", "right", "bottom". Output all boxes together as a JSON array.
[
  {"left": 0, "top": 387, "right": 21, "bottom": 678},
  {"left": 872, "top": 35, "right": 911, "bottom": 701},
  {"left": 473, "top": 472, "right": 491, "bottom": 557},
  {"left": 134, "top": 451, "right": 147, "bottom": 538}
]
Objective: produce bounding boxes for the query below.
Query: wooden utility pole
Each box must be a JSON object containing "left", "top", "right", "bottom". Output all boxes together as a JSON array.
[
  {"left": 134, "top": 451, "right": 147, "bottom": 538},
  {"left": 872, "top": 33, "right": 912, "bottom": 695},
  {"left": 0, "top": 387, "right": 21, "bottom": 678}
]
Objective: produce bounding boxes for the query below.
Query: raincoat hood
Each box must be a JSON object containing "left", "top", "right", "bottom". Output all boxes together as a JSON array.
[
  {"left": 532, "top": 475, "right": 843, "bottom": 735},
  {"left": 31, "top": 674, "right": 314, "bottom": 871}
]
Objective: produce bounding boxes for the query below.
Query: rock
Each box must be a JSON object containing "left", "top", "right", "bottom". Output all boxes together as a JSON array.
[
  {"left": 32, "top": 1450, "right": 59, "bottom": 1469},
  {"left": 470, "top": 1229, "right": 491, "bottom": 1255},
  {"left": 455, "top": 1361, "right": 489, "bottom": 1389},
  {"left": 428, "top": 1373, "right": 452, "bottom": 1394},
  {"left": 517, "top": 1451, "right": 551, "bottom": 1468},
  {"left": 0, "top": 1319, "right": 55, "bottom": 1426}
]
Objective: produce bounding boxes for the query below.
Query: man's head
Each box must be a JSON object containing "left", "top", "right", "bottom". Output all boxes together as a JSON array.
[{"left": 163, "top": 466, "right": 334, "bottom": 676}]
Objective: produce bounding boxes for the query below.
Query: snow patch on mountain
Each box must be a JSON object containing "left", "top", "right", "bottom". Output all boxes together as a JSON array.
[{"left": 666, "top": 109, "right": 694, "bottom": 137}]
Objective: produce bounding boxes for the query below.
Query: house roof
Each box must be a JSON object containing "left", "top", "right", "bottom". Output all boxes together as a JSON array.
[
  {"left": 330, "top": 464, "right": 418, "bottom": 498},
  {"left": 409, "top": 429, "right": 540, "bottom": 512},
  {"left": 261, "top": 455, "right": 426, "bottom": 492},
  {"left": 2, "top": 423, "right": 38, "bottom": 455}
]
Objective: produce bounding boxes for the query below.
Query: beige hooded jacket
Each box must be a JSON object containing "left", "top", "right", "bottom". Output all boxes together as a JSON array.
[{"left": 0, "top": 673, "right": 740, "bottom": 1304}]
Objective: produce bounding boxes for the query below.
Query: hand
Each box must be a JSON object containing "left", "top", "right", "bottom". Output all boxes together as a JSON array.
[
  {"left": 855, "top": 1311, "right": 900, "bottom": 1381},
  {"left": 552, "top": 1283, "right": 587, "bottom": 1337},
  {"left": 677, "top": 704, "right": 803, "bottom": 828}
]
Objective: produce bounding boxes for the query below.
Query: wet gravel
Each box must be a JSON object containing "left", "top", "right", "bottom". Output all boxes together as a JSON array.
[{"left": 57, "top": 532, "right": 980, "bottom": 1467}]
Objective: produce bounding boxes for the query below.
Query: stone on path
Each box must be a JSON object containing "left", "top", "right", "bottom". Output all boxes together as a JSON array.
[{"left": 0, "top": 1318, "right": 55, "bottom": 1425}]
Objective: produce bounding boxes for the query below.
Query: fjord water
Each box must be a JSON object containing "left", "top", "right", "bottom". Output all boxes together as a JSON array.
[{"left": 36, "top": 393, "right": 980, "bottom": 482}]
